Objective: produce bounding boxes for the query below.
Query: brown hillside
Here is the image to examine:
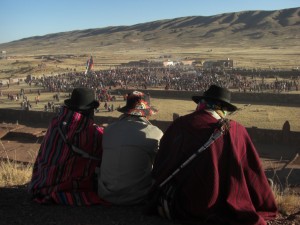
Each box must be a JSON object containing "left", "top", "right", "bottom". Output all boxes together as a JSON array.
[
  {"left": 0, "top": 7, "right": 299, "bottom": 55},
  {"left": 0, "top": 7, "right": 299, "bottom": 78}
]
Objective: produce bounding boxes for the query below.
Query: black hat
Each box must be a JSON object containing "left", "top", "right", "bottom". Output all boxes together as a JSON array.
[
  {"left": 192, "top": 85, "right": 237, "bottom": 112},
  {"left": 117, "top": 91, "right": 157, "bottom": 117},
  {"left": 64, "top": 88, "right": 99, "bottom": 110}
]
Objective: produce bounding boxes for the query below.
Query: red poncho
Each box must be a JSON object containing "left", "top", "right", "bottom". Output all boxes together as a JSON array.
[{"left": 151, "top": 110, "right": 278, "bottom": 225}]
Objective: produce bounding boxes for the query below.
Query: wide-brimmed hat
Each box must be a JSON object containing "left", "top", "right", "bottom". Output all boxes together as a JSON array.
[
  {"left": 192, "top": 85, "right": 237, "bottom": 112},
  {"left": 118, "top": 91, "right": 157, "bottom": 117},
  {"left": 64, "top": 88, "right": 99, "bottom": 110}
]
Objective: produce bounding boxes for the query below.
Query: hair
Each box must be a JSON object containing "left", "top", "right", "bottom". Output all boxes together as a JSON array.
[
  {"left": 197, "top": 99, "right": 228, "bottom": 117},
  {"left": 215, "top": 109, "right": 227, "bottom": 118}
]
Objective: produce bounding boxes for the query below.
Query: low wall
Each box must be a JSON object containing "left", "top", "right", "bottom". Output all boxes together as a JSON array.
[
  {"left": 0, "top": 108, "right": 299, "bottom": 147},
  {"left": 116, "top": 89, "right": 300, "bottom": 106}
]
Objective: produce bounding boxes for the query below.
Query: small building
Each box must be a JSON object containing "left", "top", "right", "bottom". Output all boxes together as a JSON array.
[
  {"left": 9, "top": 78, "right": 19, "bottom": 84},
  {"left": 1, "top": 50, "right": 7, "bottom": 59},
  {"left": 181, "top": 60, "right": 194, "bottom": 66},
  {"left": 163, "top": 60, "right": 174, "bottom": 67}
]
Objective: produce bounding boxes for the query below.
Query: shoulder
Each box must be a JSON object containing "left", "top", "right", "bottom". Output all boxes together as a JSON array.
[
  {"left": 169, "top": 112, "right": 192, "bottom": 127},
  {"left": 229, "top": 119, "right": 245, "bottom": 128},
  {"left": 148, "top": 124, "right": 163, "bottom": 133},
  {"left": 228, "top": 119, "right": 248, "bottom": 134},
  {"left": 143, "top": 124, "right": 164, "bottom": 139},
  {"left": 93, "top": 123, "right": 104, "bottom": 134}
]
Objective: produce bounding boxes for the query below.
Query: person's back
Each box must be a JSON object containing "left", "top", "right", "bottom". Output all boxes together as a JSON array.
[
  {"left": 98, "top": 91, "right": 163, "bottom": 205},
  {"left": 149, "top": 85, "right": 278, "bottom": 225},
  {"left": 28, "top": 88, "right": 106, "bottom": 206}
]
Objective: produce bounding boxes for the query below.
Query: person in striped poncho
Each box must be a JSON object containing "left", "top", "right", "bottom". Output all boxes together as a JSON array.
[{"left": 28, "top": 88, "right": 108, "bottom": 206}]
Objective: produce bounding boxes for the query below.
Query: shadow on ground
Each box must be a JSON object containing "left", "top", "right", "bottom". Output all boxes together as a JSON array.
[{"left": 0, "top": 185, "right": 173, "bottom": 225}]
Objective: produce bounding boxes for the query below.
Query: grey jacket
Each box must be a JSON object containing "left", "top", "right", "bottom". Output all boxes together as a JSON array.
[{"left": 98, "top": 115, "right": 163, "bottom": 205}]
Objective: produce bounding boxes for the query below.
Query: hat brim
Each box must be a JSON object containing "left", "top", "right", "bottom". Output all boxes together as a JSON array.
[
  {"left": 192, "top": 96, "right": 237, "bottom": 112},
  {"left": 64, "top": 99, "right": 99, "bottom": 110},
  {"left": 117, "top": 106, "right": 158, "bottom": 117}
]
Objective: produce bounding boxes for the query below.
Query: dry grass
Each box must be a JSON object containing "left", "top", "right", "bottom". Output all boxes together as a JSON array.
[
  {"left": 0, "top": 136, "right": 34, "bottom": 187},
  {"left": 0, "top": 140, "right": 32, "bottom": 187},
  {"left": 0, "top": 159, "right": 33, "bottom": 187},
  {"left": 261, "top": 156, "right": 300, "bottom": 215},
  {"left": 273, "top": 185, "right": 300, "bottom": 216}
]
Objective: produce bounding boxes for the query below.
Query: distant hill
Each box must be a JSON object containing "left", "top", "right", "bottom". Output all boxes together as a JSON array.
[{"left": 0, "top": 7, "right": 299, "bottom": 55}]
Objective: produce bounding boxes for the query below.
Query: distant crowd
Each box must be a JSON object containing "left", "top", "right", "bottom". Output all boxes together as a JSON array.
[
  {"left": 2, "top": 66, "right": 299, "bottom": 111},
  {"left": 29, "top": 67, "right": 299, "bottom": 94}
]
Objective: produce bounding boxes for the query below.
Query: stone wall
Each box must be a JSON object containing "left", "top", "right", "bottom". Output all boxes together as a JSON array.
[
  {"left": 0, "top": 108, "right": 299, "bottom": 147},
  {"left": 116, "top": 89, "right": 300, "bottom": 106}
]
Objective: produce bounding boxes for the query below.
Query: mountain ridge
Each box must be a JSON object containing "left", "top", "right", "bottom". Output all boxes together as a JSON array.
[{"left": 0, "top": 7, "right": 299, "bottom": 55}]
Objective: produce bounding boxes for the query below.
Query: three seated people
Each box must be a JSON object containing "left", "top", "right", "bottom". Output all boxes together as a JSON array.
[{"left": 29, "top": 86, "right": 278, "bottom": 224}]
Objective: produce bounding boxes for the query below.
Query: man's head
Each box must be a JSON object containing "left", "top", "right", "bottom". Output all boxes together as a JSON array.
[
  {"left": 64, "top": 88, "right": 99, "bottom": 115},
  {"left": 117, "top": 91, "right": 157, "bottom": 117},
  {"left": 192, "top": 85, "right": 237, "bottom": 112}
]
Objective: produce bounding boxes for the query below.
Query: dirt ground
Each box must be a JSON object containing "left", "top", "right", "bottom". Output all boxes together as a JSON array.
[
  {"left": 0, "top": 123, "right": 300, "bottom": 225},
  {"left": 1, "top": 184, "right": 299, "bottom": 225}
]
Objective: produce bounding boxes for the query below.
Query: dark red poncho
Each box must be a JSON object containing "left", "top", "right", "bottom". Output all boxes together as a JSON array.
[{"left": 151, "top": 110, "right": 277, "bottom": 225}]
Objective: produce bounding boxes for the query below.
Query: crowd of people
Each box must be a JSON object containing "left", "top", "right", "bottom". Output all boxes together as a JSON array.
[
  {"left": 28, "top": 85, "right": 278, "bottom": 225},
  {"left": 2, "top": 66, "right": 299, "bottom": 113},
  {"left": 28, "top": 67, "right": 299, "bottom": 94}
]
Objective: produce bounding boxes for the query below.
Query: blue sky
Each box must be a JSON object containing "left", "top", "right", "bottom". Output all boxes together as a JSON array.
[{"left": 0, "top": 0, "right": 299, "bottom": 44}]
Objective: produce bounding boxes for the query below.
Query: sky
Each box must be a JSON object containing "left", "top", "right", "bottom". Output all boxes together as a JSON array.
[{"left": 0, "top": 0, "right": 299, "bottom": 44}]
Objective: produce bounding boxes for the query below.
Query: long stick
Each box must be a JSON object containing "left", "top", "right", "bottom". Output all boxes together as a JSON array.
[{"left": 159, "top": 129, "right": 224, "bottom": 187}]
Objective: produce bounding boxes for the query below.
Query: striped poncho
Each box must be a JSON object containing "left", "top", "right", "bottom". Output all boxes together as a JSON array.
[{"left": 28, "top": 106, "right": 107, "bottom": 206}]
